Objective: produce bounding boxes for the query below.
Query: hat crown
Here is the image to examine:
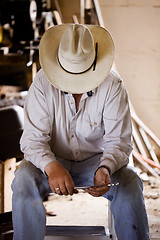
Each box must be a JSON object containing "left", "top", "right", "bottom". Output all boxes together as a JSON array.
[{"left": 58, "top": 24, "right": 95, "bottom": 73}]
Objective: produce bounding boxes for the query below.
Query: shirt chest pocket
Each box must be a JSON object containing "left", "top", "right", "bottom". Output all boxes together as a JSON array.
[{"left": 83, "top": 113, "right": 105, "bottom": 141}]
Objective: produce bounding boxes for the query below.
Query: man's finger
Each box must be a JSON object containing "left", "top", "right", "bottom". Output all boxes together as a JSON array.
[
  {"left": 65, "top": 183, "right": 74, "bottom": 195},
  {"left": 65, "top": 177, "right": 76, "bottom": 195},
  {"left": 59, "top": 183, "right": 68, "bottom": 195},
  {"left": 85, "top": 182, "right": 111, "bottom": 196},
  {"left": 54, "top": 186, "right": 62, "bottom": 195},
  {"left": 85, "top": 188, "right": 106, "bottom": 197}
]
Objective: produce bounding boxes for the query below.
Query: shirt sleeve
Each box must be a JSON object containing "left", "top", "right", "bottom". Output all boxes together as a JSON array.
[
  {"left": 100, "top": 77, "right": 133, "bottom": 175},
  {"left": 20, "top": 75, "right": 57, "bottom": 173}
]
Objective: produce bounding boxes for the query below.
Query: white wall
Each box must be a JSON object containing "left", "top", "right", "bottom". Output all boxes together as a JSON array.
[{"left": 99, "top": 0, "right": 160, "bottom": 138}]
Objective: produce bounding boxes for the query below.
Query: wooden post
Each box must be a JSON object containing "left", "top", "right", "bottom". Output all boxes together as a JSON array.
[
  {"left": 0, "top": 161, "right": 4, "bottom": 213},
  {"left": 132, "top": 151, "right": 159, "bottom": 178},
  {"left": 0, "top": 158, "right": 16, "bottom": 213},
  {"left": 139, "top": 127, "right": 159, "bottom": 165},
  {"left": 92, "top": 0, "right": 105, "bottom": 27},
  {"left": 80, "top": 0, "right": 85, "bottom": 24},
  {"left": 132, "top": 120, "right": 150, "bottom": 158}
]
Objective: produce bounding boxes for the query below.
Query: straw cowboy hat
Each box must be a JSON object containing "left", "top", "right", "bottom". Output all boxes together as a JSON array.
[{"left": 39, "top": 23, "right": 115, "bottom": 94}]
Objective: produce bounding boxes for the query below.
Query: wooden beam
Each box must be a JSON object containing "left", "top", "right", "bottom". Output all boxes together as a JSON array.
[
  {"left": 139, "top": 127, "right": 159, "bottom": 165},
  {"left": 132, "top": 151, "right": 159, "bottom": 178},
  {"left": 131, "top": 111, "right": 160, "bottom": 148},
  {"left": 92, "top": 0, "right": 105, "bottom": 27},
  {"left": 4, "top": 158, "right": 16, "bottom": 212},
  {"left": 132, "top": 120, "right": 150, "bottom": 158},
  {"left": 0, "top": 162, "right": 4, "bottom": 213},
  {"left": 0, "top": 158, "right": 16, "bottom": 213}
]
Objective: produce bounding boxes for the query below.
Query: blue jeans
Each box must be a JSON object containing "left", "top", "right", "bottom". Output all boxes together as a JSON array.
[{"left": 11, "top": 154, "right": 150, "bottom": 240}]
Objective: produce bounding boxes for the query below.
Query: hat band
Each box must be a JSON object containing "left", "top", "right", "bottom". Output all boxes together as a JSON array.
[{"left": 57, "top": 43, "right": 98, "bottom": 75}]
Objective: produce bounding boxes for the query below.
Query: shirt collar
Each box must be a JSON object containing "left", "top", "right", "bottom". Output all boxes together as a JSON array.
[
  {"left": 64, "top": 90, "right": 95, "bottom": 95},
  {"left": 63, "top": 90, "right": 95, "bottom": 99}
]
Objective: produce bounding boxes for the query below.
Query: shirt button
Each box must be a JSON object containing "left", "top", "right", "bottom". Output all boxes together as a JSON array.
[
  {"left": 94, "top": 122, "right": 97, "bottom": 126},
  {"left": 75, "top": 151, "right": 78, "bottom": 155},
  {"left": 70, "top": 102, "right": 73, "bottom": 104},
  {"left": 73, "top": 118, "right": 76, "bottom": 121},
  {"left": 71, "top": 134, "right": 74, "bottom": 138}
]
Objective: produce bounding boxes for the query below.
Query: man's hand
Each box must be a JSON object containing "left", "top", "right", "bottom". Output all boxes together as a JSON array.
[
  {"left": 45, "top": 161, "right": 76, "bottom": 195},
  {"left": 85, "top": 167, "right": 111, "bottom": 197}
]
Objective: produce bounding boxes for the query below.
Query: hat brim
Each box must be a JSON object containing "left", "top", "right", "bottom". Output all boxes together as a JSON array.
[{"left": 39, "top": 24, "right": 115, "bottom": 94}]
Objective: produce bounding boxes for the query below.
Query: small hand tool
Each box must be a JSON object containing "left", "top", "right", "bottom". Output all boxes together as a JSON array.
[{"left": 74, "top": 182, "right": 119, "bottom": 190}]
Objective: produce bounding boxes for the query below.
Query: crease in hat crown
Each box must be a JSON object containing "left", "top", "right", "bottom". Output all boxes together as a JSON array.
[{"left": 58, "top": 24, "right": 96, "bottom": 73}]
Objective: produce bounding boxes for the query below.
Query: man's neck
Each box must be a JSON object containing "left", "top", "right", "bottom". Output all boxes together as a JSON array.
[{"left": 72, "top": 94, "right": 82, "bottom": 112}]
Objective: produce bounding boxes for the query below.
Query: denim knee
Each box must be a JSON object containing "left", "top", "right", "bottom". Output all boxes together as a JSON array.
[
  {"left": 11, "top": 160, "right": 45, "bottom": 198},
  {"left": 103, "top": 165, "right": 143, "bottom": 201},
  {"left": 112, "top": 165, "right": 143, "bottom": 189}
]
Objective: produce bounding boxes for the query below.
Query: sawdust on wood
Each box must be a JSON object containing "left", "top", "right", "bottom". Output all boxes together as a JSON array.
[{"left": 44, "top": 176, "right": 160, "bottom": 240}]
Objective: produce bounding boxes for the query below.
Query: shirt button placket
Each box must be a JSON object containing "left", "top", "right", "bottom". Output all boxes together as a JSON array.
[{"left": 70, "top": 116, "right": 80, "bottom": 160}]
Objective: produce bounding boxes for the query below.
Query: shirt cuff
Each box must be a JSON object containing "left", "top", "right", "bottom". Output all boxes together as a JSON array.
[
  {"left": 39, "top": 155, "right": 57, "bottom": 174},
  {"left": 99, "top": 157, "right": 117, "bottom": 175},
  {"left": 95, "top": 165, "right": 111, "bottom": 175}
]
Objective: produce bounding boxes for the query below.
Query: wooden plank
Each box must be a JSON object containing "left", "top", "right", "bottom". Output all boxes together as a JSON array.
[
  {"left": 54, "top": 0, "right": 64, "bottom": 23},
  {"left": 132, "top": 120, "right": 150, "bottom": 158},
  {"left": 72, "top": 15, "right": 79, "bottom": 24},
  {"left": 80, "top": 0, "right": 85, "bottom": 24},
  {"left": 53, "top": 10, "right": 63, "bottom": 25},
  {"left": 132, "top": 151, "right": 159, "bottom": 177},
  {"left": 4, "top": 158, "right": 16, "bottom": 212},
  {"left": 92, "top": 0, "right": 105, "bottom": 27},
  {"left": 0, "top": 162, "right": 4, "bottom": 213},
  {"left": 133, "top": 151, "right": 160, "bottom": 170},
  {"left": 131, "top": 111, "right": 160, "bottom": 148},
  {"left": 139, "top": 127, "right": 159, "bottom": 165}
]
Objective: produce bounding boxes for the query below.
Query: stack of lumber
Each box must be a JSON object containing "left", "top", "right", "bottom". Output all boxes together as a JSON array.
[{"left": 130, "top": 104, "right": 160, "bottom": 178}]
